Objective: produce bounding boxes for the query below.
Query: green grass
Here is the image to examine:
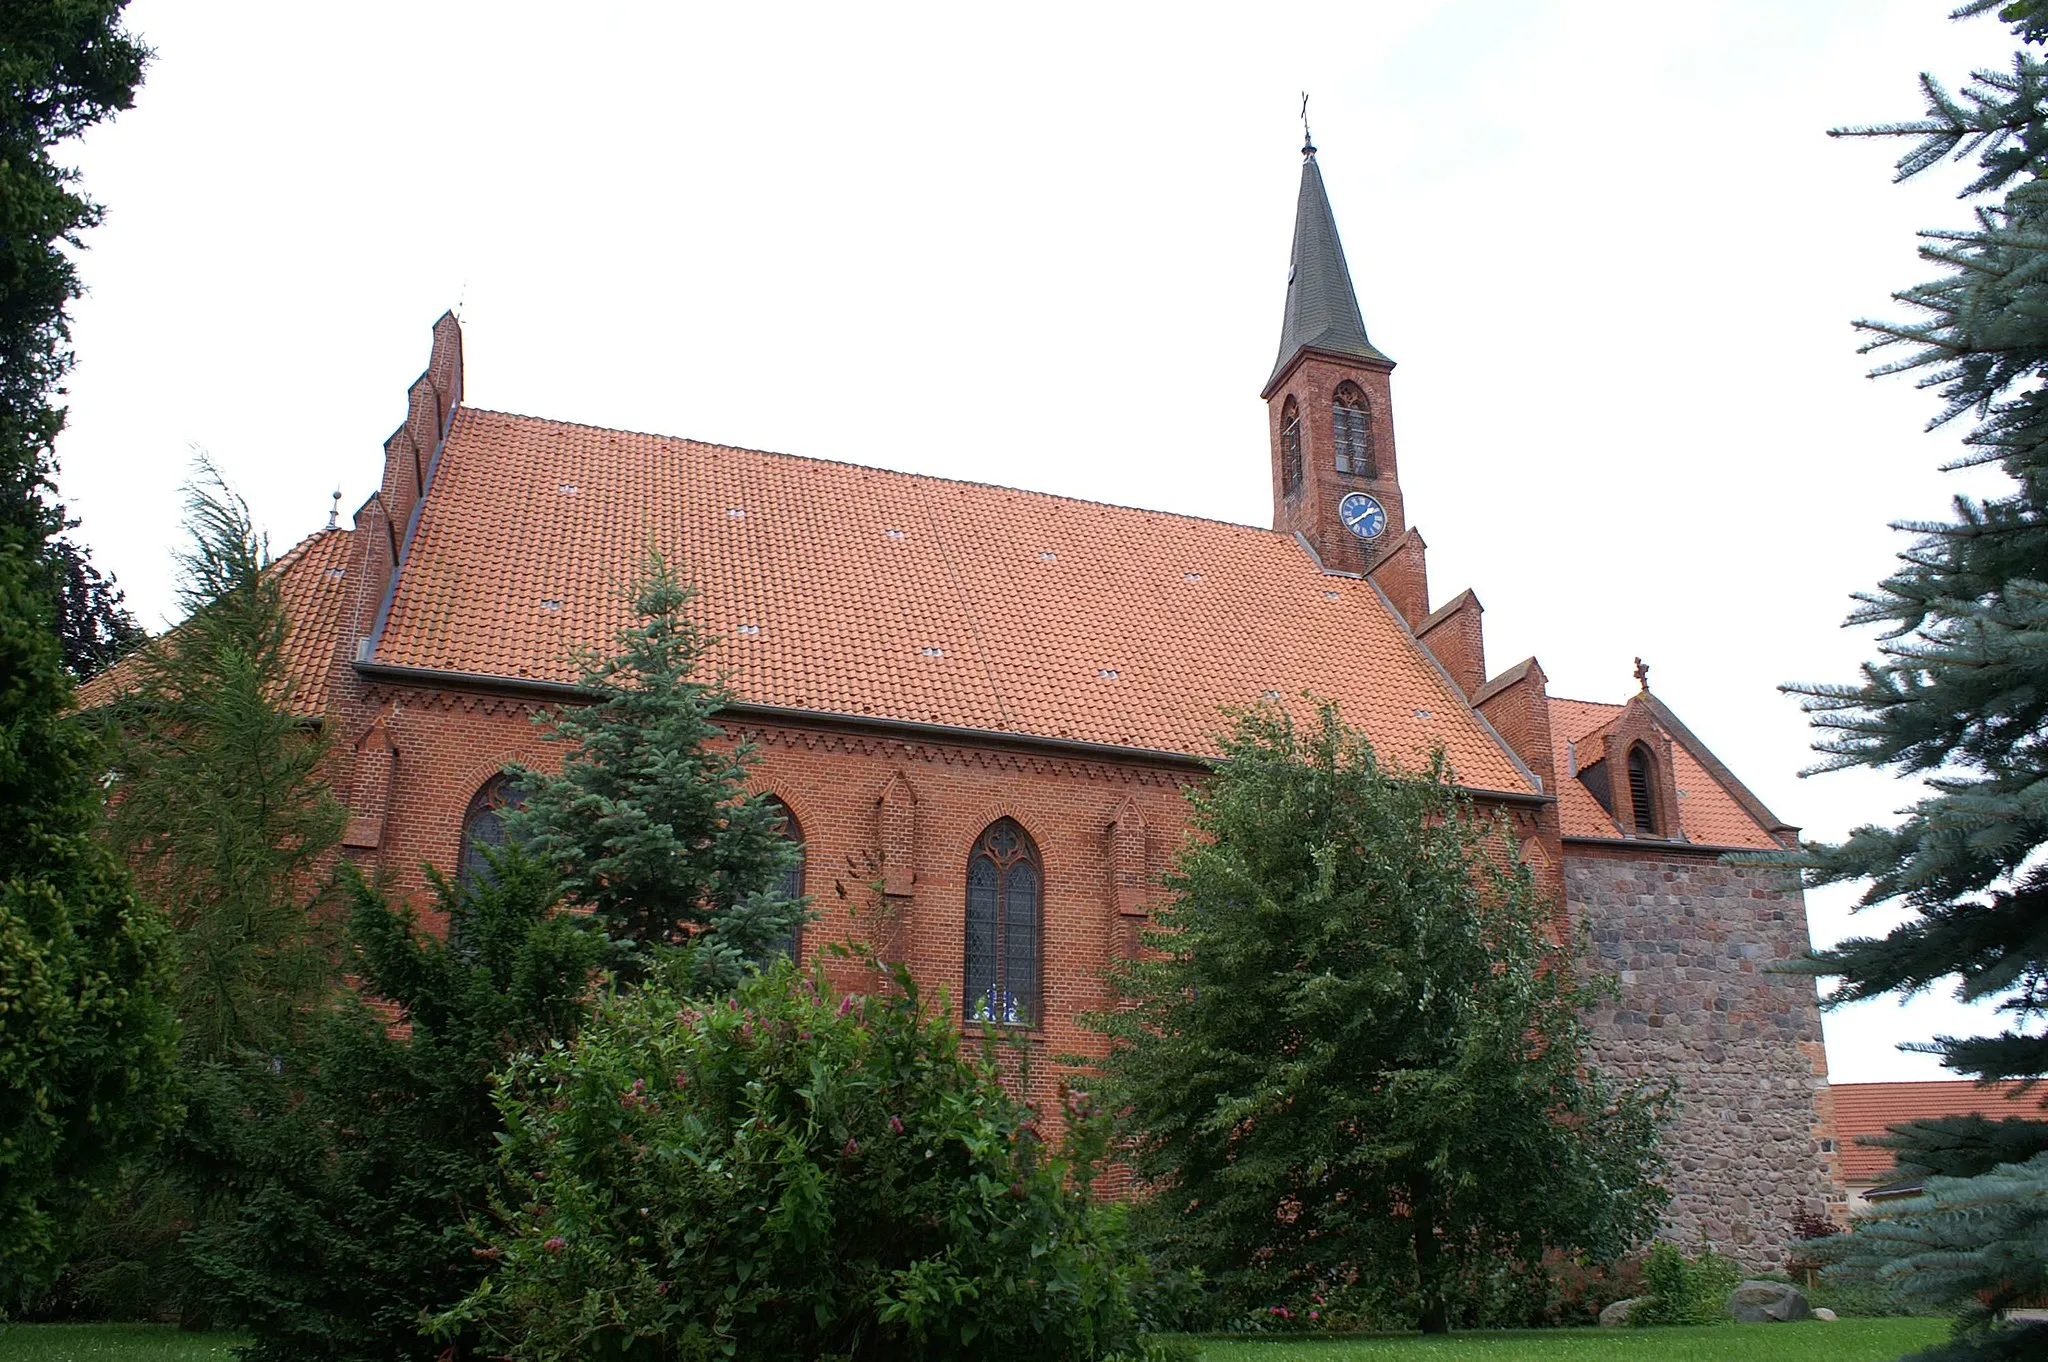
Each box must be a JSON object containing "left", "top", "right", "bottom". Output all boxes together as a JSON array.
[
  {"left": 0, "top": 1319, "right": 1951, "bottom": 1361},
  {"left": 0, "top": 1325, "right": 245, "bottom": 1361},
  {"left": 1189, "top": 1317, "right": 1949, "bottom": 1361}
]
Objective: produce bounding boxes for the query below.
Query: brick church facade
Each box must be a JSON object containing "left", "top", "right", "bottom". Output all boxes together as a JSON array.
[{"left": 96, "top": 144, "right": 1846, "bottom": 1264}]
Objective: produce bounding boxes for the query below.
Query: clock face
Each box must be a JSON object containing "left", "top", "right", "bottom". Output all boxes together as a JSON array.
[{"left": 1337, "top": 491, "right": 1387, "bottom": 540}]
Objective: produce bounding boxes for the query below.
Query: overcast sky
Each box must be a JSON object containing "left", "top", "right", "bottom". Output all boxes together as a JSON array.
[{"left": 51, "top": 1, "right": 2031, "bottom": 1082}]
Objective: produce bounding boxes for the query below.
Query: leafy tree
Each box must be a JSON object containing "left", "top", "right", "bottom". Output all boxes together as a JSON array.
[
  {"left": 105, "top": 465, "right": 345, "bottom": 1061},
  {"left": 0, "top": 0, "right": 173, "bottom": 1311},
  {"left": 505, "top": 550, "right": 802, "bottom": 987},
  {"left": 443, "top": 960, "right": 1155, "bottom": 1362},
  {"left": 52, "top": 533, "right": 140, "bottom": 679},
  {"left": 1780, "top": 4, "right": 2048, "bottom": 1354},
  {"left": 1093, "top": 704, "right": 1669, "bottom": 1335},
  {"left": 183, "top": 847, "right": 602, "bottom": 1362}
]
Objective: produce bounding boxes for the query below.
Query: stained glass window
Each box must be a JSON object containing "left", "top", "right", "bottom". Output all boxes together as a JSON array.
[
  {"left": 1332, "top": 381, "right": 1375, "bottom": 479},
  {"left": 1280, "top": 396, "right": 1303, "bottom": 494},
  {"left": 458, "top": 775, "right": 526, "bottom": 888},
  {"left": 964, "top": 818, "right": 1041, "bottom": 1027},
  {"left": 764, "top": 796, "right": 805, "bottom": 961}
]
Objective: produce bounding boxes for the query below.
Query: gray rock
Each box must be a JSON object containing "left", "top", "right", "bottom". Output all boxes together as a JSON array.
[
  {"left": 1812, "top": 1307, "right": 1837, "bottom": 1322},
  {"left": 1728, "top": 1280, "right": 1811, "bottom": 1323},
  {"left": 1599, "top": 1297, "right": 1641, "bottom": 1327}
]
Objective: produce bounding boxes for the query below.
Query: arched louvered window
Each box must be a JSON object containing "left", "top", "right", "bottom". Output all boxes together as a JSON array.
[
  {"left": 763, "top": 796, "right": 805, "bottom": 961},
  {"left": 964, "top": 818, "right": 1041, "bottom": 1027},
  {"left": 1279, "top": 396, "right": 1303, "bottom": 495},
  {"left": 459, "top": 775, "right": 526, "bottom": 888},
  {"left": 1627, "top": 745, "right": 1659, "bottom": 836},
  {"left": 1332, "top": 381, "right": 1375, "bottom": 478}
]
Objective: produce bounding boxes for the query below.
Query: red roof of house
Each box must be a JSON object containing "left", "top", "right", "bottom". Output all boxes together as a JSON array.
[
  {"left": 367, "top": 408, "right": 1538, "bottom": 792},
  {"left": 1831, "top": 1080, "right": 2042, "bottom": 1183},
  {"left": 1546, "top": 696, "right": 1780, "bottom": 848},
  {"left": 77, "top": 528, "right": 355, "bottom": 720}
]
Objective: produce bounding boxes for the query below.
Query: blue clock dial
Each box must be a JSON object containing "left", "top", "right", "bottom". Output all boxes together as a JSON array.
[{"left": 1337, "top": 492, "right": 1387, "bottom": 540}]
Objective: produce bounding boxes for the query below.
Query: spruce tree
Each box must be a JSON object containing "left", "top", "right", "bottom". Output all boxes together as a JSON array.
[
  {"left": 1093, "top": 704, "right": 1669, "bottom": 1335},
  {"left": 504, "top": 550, "right": 803, "bottom": 989},
  {"left": 1787, "top": 4, "right": 2048, "bottom": 1352}
]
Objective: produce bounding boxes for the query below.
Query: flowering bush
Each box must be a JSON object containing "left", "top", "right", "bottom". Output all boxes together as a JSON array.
[{"left": 444, "top": 961, "right": 1156, "bottom": 1361}]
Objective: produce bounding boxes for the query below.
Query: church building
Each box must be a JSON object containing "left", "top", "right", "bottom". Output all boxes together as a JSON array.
[{"left": 94, "top": 142, "right": 1846, "bottom": 1264}]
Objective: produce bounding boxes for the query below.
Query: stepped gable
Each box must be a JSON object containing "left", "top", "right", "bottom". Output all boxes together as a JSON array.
[
  {"left": 368, "top": 407, "right": 1536, "bottom": 794},
  {"left": 1547, "top": 695, "right": 1780, "bottom": 848},
  {"left": 77, "top": 527, "right": 356, "bottom": 720},
  {"left": 1831, "top": 1080, "right": 2041, "bottom": 1184}
]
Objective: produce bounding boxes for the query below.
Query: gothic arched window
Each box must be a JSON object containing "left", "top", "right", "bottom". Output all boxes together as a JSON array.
[
  {"left": 763, "top": 796, "right": 805, "bottom": 961},
  {"left": 1626, "top": 745, "right": 1659, "bottom": 836},
  {"left": 459, "top": 774, "right": 526, "bottom": 888},
  {"left": 1279, "top": 396, "right": 1303, "bottom": 495},
  {"left": 964, "top": 818, "right": 1041, "bottom": 1027},
  {"left": 1332, "top": 381, "right": 1375, "bottom": 479}
]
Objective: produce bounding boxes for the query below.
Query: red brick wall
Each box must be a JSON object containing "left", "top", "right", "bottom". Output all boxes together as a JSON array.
[{"left": 1267, "top": 351, "right": 1406, "bottom": 576}]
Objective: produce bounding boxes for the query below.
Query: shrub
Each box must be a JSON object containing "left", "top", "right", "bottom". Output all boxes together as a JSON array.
[
  {"left": 1630, "top": 1241, "right": 1741, "bottom": 1327},
  {"left": 446, "top": 961, "right": 1152, "bottom": 1361}
]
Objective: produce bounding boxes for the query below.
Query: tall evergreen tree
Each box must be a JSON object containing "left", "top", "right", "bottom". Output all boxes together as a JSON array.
[
  {"left": 51, "top": 534, "right": 140, "bottom": 679},
  {"left": 1093, "top": 704, "right": 1668, "bottom": 1335},
  {"left": 0, "top": 0, "right": 174, "bottom": 1312},
  {"left": 504, "top": 550, "right": 803, "bottom": 989},
  {"left": 1788, "top": 4, "right": 2048, "bottom": 1353}
]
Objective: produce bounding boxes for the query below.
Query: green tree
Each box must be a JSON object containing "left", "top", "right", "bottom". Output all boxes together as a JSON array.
[
  {"left": 0, "top": 0, "right": 174, "bottom": 1312},
  {"left": 183, "top": 848, "right": 602, "bottom": 1362},
  {"left": 1782, "top": 4, "right": 2048, "bottom": 1354},
  {"left": 51, "top": 534, "right": 141, "bottom": 679},
  {"left": 106, "top": 466, "right": 345, "bottom": 1061},
  {"left": 1094, "top": 704, "right": 1668, "bottom": 1335},
  {"left": 505, "top": 550, "right": 802, "bottom": 987}
]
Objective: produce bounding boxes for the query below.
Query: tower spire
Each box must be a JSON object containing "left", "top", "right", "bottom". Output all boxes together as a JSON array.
[{"left": 1264, "top": 142, "right": 1389, "bottom": 396}]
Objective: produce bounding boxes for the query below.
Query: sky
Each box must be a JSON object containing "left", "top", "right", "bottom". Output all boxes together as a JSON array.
[{"left": 50, "top": 0, "right": 2033, "bottom": 1083}]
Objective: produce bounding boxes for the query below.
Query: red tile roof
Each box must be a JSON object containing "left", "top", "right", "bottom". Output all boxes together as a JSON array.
[
  {"left": 1831, "top": 1080, "right": 2042, "bottom": 1184},
  {"left": 76, "top": 528, "right": 354, "bottom": 720},
  {"left": 1546, "top": 696, "right": 1780, "bottom": 848},
  {"left": 371, "top": 409, "right": 1538, "bottom": 792}
]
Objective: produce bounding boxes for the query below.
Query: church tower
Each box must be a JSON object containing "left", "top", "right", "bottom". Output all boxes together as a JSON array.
[{"left": 1263, "top": 136, "right": 1403, "bottom": 577}]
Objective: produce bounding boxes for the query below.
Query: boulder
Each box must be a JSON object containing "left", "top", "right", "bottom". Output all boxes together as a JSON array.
[
  {"left": 1598, "top": 1297, "right": 1641, "bottom": 1327},
  {"left": 1812, "top": 1307, "right": 1838, "bottom": 1322},
  {"left": 1728, "top": 1280, "right": 1811, "bottom": 1323}
]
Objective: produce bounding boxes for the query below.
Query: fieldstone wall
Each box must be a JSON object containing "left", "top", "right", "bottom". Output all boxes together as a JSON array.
[{"left": 1567, "top": 846, "right": 1845, "bottom": 1270}]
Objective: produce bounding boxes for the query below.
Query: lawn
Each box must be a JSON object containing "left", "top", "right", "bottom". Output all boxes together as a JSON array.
[{"left": 0, "top": 1318, "right": 1950, "bottom": 1361}]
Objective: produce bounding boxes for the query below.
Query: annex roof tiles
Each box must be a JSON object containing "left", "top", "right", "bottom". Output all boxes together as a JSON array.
[
  {"left": 371, "top": 409, "right": 1536, "bottom": 793},
  {"left": 1831, "top": 1080, "right": 2042, "bottom": 1183}
]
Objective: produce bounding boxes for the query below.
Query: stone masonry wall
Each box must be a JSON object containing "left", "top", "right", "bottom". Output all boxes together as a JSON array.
[{"left": 1567, "top": 845, "right": 1844, "bottom": 1270}]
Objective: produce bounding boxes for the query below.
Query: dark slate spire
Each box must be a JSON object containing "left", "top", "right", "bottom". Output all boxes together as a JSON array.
[{"left": 1267, "top": 147, "right": 1390, "bottom": 391}]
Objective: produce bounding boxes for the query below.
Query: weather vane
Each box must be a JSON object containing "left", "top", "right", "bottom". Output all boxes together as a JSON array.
[
  {"left": 1633, "top": 656, "right": 1651, "bottom": 692},
  {"left": 1300, "top": 92, "right": 1314, "bottom": 158}
]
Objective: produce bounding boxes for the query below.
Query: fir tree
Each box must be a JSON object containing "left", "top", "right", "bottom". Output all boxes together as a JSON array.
[
  {"left": 504, "top": 550, "right": 803, "bottom": 989},
  {"left": 1785, "top": 4, "right": 2048, "bottom": 1354},
  {"left": 1093, "top": 704, "right": 1669, "bottom": 1335},
  {"left": 51, "top": 534, "right": 141, "bottom": 679}
]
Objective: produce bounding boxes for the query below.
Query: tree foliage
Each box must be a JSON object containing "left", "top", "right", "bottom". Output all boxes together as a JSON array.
[
  {"left": 444, "top": 961, "right": 1155, "bottom": 1362},
  {"left": 183, "top": 848, "right": 602, "bottom": 1362},
  {"left": 1093, "top": 704, "right": 1669, "bottom": 1335},
  {"left": 105, "top": 466, "right": 344, "bottom": 1061},
  {"left": 505, "top": 550, "right": 802, "bottom": 987},
  {"left": 51, "top": 533, "right": 139, "bottom": 679}
]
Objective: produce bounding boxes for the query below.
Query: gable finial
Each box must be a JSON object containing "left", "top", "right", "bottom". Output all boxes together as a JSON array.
[
  {"left": 328, "top": 488, "right": 341, "bottom": 530},
  {"left": 1633, "top": 656, "right": 1651, "bottom": 693},
  {"left": 1300, "top": 91, "right": 1315, "bottom": 158}
]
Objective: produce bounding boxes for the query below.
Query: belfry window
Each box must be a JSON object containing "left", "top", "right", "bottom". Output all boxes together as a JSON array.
[
  {"left": 1332, "top": 381, "right": 1375, "bottom": 478},
  {"left": 458, "top": 775, "right": 526, "bottom": 888},
  {"left": 1627, "top": 745, "right": 1659, "bottom": 836},
  {"left": 964, "top": 818, "right": 1041, "bottom": 1027},
  {"left": 763, "top": 796, "right": 805, "bottom": 961},
  {"left": 1279, "top": 396, "right": 1303, "bottom": 494}
]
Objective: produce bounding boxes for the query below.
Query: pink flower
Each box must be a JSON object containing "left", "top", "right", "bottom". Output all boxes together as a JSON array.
[
  {"left": 837, "top": 996, "right": 855, "bottom": 1017},
  {"left": 888, "top": 1115, "right": 905, "bottom": 1135},
  {"left": 673, "top": 1071, "right": 689, "bottom": 1090},
  {"left": 842, "top": 1136, "right": 860, "bottom": 1157},
  {"left": 544, "top": 1236, "right": 566, "bottom": 1254}
]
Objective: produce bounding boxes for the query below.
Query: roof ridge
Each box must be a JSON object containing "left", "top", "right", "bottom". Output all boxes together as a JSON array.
[{"left": 456, "top": 407, "right": 1292, "bottom": 538}]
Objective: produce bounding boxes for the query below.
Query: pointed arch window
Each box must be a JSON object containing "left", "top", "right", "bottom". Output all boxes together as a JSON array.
[
  {"left": 1279, "top": 396, "right": 1303, "bottom": 495},
  {"left": 459, "top": 775, "right": 526, "bottom": 888},
  {"left": 763, "top": 796, "right": 805, "bottom": 961},
  {"left": 1332, "top": 381, "right": 1375, "bottom": 479},
  {"left": 1626, "top": 745, "right": 1659, "bottom": 836},
  {"left": 964, "top": 818, "right": 1041, "bottom": 1027}
]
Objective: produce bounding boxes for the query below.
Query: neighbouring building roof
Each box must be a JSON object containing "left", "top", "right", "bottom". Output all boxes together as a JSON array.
[
  {"left": 1831, "top": 1080, "right": 2042, "bottom": 1185},
  {"left": 1546, "top": 695, "right": 1782, "bottom": 848},
  {"left": 1266, "top": 151, "right": 1391, "bottom": 391},
  {"left": 367, "top": 407, "right": 1537, "bottom": 793},
  {"left": 77, "top": 527, "right": 356, "bottom": 720}
]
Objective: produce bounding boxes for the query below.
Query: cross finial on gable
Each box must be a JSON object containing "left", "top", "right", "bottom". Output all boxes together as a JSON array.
[{"left": 1633, "top": 656, "right": 1650, "bottom": 692}]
